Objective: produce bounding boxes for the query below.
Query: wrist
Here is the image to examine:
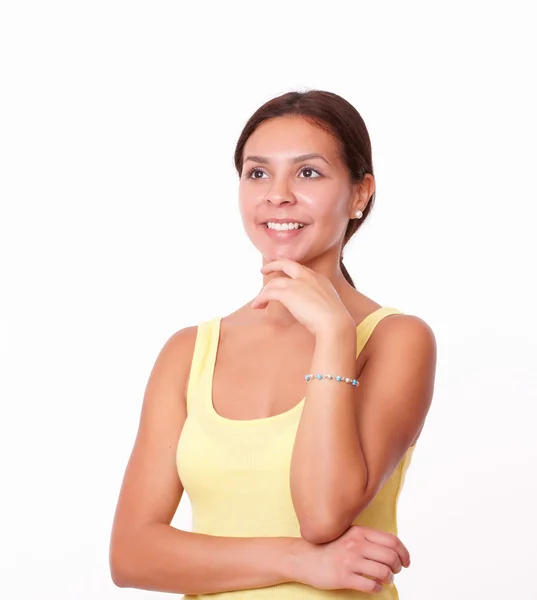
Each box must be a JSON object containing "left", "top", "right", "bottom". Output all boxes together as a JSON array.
[
  {"left": 280, "top": 537, "right": 317, "bottom": 585},
  {"left": 315, "top": 319, "right": 357, "bottom": 343}
]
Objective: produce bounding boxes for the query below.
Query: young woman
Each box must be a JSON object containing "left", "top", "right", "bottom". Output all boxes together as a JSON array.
[{"left": 109, "top": 90, "right": 437, "bottom": 598}]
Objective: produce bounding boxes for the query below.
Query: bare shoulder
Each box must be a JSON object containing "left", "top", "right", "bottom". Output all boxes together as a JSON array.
[
  {"left": 345, "top": 291, "right": 436, "bottom": 370},
  {"left": 345, "top": 289, "right": 435, "bottom": 350},
  {"left": 370, "top": 312, "right": 437, "bottom": 353},
  {"left": 137, "top": 324, "right": 201, "bottom": 413},
  {"left": 159, "top": 324, "right": 200, "bottom": 395},
  {"left": 364, "top": 311, "right": 438, "bottom": 416},
  {"left": 161, "top": 323, "right": 199, "bottom": 360}
]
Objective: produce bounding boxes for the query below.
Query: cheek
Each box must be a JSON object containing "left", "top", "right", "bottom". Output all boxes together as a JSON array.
[
  {"left": 298, "top": 184, "right": 347, "bottom": 218},
  {"left": 238, "top": 187, "right": 253, "bottom": 216},
  {"left": 238, "top": 187, "right": 260, "bottom": 234},
  {"left": 303, "top": 187, "right": 351, "bottom": 244}
]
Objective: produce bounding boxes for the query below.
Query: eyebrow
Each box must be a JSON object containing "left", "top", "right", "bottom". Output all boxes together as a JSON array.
[{"left": 243, "top": 153, "right": 331, "bottom": 166}]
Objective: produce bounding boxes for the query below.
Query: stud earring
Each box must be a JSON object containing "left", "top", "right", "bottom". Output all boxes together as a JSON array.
[{"left": 355, "top": 210, "right": 363, "bottom": 219}]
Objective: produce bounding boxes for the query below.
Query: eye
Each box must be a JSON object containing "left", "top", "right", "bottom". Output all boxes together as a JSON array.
[
  {"left": 245, "top": 167, "right": 268, "bottom": 179},
  {"left": 298, "top": 166, "right": 322, "bottom": 179},
  {"left": 244, "top": 165, "right": 323, "bottom": 180}
]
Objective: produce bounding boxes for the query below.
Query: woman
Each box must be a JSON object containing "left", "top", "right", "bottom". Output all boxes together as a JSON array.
[{"left": 109, "top": 90, "right": 437, "bottom": 598}]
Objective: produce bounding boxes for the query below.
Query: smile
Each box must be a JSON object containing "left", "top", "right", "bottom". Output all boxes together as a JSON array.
[
  {"left": 266, "top": 222, "right": 306, "bottom": 231},
  {"left": 262, "top": 222, "right": 308, "bottom": 240}
]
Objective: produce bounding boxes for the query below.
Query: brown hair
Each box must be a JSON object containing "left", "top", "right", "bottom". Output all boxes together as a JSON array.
[{"left": 234, "top": 90, "right": 375, "bottom": 289}]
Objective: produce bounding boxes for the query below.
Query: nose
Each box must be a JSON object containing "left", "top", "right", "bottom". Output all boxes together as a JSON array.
[{"left": 265, "top": 178, "right": 297, "bottom": 206}]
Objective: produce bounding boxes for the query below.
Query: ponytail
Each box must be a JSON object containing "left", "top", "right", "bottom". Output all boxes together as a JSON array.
[{"left": 340, "top": 257, "right": 356, "bottom": 289}]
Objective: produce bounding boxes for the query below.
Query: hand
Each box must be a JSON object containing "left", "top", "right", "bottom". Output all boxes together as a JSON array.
[
  {"left": 251, "top": 258, "right": 355, "bottom": 337},
  {"left": 294, "top": 525, "right": 411, "bottom": 593}
]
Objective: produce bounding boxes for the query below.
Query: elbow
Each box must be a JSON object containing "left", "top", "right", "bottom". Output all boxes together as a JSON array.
[
  {"left": 300, "top": 520, "right": 348, "bottom": 545},
  {"left": 299, "top": 495, "right": 372, "bottom": 545},
  {"left": 109, "top": 544, "right": 130, "bottom": 588},
  {"left": 110, "top": 571, "right": 128, "bottom": 589},
  {"left": 300, "top": 527, "right": 335, "bottom": 545},
  {"left": 109, "top": 531, "right": 139, "bottom": 588},
  {"left": 110, "top": 560, "right": 127, "bottom": 588},
  {"left": 299, "top": 512, "right": 351, "bottom": 545}
]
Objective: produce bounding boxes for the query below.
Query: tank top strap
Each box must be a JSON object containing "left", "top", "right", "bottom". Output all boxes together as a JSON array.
[
  {"left": 186, "top": 317, "right": 221, "bottom": 414},
  {"left": 356, "top": 306, "right": 404, "bottom": 358}
]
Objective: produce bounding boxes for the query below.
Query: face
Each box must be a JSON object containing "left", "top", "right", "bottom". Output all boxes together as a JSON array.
[{"left": 238, "top": 115, "right": 363, "bottom": 265}]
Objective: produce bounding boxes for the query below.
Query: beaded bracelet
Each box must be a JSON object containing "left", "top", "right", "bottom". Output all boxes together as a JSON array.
[{"left": 305, "top": 373, "right": 360, "bottom": 387}]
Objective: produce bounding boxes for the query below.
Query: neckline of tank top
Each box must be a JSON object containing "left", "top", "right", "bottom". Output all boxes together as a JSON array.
[{"left": 205, "top": 306, "right": 403, "bottom": 426}]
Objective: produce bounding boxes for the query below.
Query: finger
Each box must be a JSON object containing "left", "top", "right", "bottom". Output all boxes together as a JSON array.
[
  {"left": 362, "top": 528, "right": 411, "bottom": 568},
  {"left": 360, "top": 541, "right": 403, "bottom": 575},
  {"left": 344, "top": 573, "right": 384, "bottom": 594},
  {"left": 260, "top": 258, "right": 311, "bottom": 279},
  {"left": 351, "top": 557, "right": 394, "bottom": 585},
  {"left": 251, "top": 282, "right": 291, "bottom": 310}
]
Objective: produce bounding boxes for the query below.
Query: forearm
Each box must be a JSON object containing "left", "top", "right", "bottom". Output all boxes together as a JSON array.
[
  {"left": 290, "top": 325, "right": 367, "bottom": 540},
  {"left": 110, "top": 523, "right": 305, "bottom": 594}
]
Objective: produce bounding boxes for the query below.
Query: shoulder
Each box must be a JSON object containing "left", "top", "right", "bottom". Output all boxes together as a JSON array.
[
  {"left": 136, "top": 321, "right": 218, "bottom": 418},
  {"left": 160, "top": 323, "right": 199, "bottom": 361},
  {"left": 372, "top": 312, "right": 436, "bottom": 353},
  {"left": 353, "top": 312, "right": 437, "bottom": 443},
  {"left": 149, "top": 324, "right": 201, "bottom": 400},
  {"left": 365, "top": 312, "right": 437, "bottom": 392},
  {"left": 167, "top": 323, "right": 200, "bottom": 347},
  {"left": 347, "top": 293, "right": 436, "bottom": 357}
]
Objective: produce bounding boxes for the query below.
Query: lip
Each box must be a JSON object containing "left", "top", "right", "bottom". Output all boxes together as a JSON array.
[
  {"left": 260, "top": 217, "right": 309, "bottom": 225},
  {"left": 260, "top": 221, "right": 308, "bottom": 241}
]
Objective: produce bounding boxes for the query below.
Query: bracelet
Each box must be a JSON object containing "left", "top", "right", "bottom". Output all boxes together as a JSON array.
[{"left": 305, "top": 373, "right": 359, "bottom": 387}]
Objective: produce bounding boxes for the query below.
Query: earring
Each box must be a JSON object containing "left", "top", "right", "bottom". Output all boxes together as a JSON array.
[{"left": 355, "top": 210, "right": 363, "bottom": 219}]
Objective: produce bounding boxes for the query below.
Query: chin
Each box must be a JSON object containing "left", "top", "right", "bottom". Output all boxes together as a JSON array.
[
  {"left": 262, "top": 248, "right": 307, "bottom": 263},
  {"left": 247, "top": 227, "right": 310, "bottom": 263}
]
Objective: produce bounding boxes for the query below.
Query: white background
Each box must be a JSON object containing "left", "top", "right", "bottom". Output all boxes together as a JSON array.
[{"left": 1, "top": 1, "right": 536, "bottom": 598}]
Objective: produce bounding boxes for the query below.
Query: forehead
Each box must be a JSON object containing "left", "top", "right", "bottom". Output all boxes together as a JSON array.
[{"left": 244, "top": 115, "right": 340, "bottom": 158}]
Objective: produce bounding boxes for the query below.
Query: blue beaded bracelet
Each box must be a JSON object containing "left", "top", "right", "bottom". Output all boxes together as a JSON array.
[{"left": 305, "top": 373, "right": 359, "bottom": 386}]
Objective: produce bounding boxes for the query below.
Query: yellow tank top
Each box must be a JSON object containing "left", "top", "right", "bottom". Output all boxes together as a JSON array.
[{"left": 177, "top": 307, "right": 416, "bottom": 599}]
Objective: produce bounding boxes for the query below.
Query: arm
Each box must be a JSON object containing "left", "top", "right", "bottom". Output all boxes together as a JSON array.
[
  {"left": 291, "top": 314, "right": 436, "bottom": 544},
  {"left": 109, "top": 326, "right": 302, "bottom": 593},
  {"left": 112, "top": 525, "right": 302, "bottom": 593}
]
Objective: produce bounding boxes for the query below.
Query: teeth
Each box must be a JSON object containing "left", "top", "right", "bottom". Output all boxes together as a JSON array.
[{"left": 266, "top": 222, "right": 305, "bottom": 231}]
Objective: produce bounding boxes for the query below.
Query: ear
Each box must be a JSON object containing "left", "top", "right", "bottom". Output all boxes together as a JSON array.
[{"left": 350, "top": 174, "right": 375, "bottom": 217}]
